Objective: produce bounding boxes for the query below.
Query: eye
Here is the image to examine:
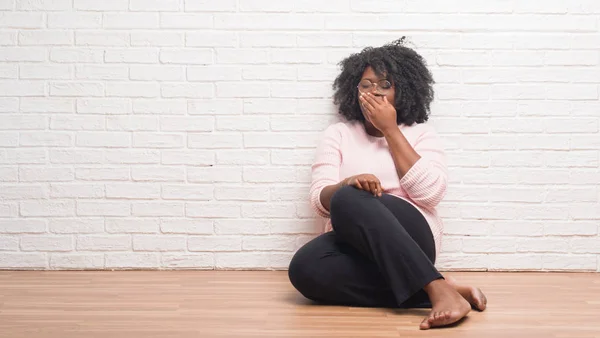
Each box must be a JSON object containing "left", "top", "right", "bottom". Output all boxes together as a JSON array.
[
  {"left": 379, "top": 80, "right": 392, "bottom": 89},
  {"left": 358, "top": 80, "right": 372, "bottom": 89}
]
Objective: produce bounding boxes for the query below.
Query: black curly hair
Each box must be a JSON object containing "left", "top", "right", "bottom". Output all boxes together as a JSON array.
[{"left": 332, "top": 37, "right": 434, "bottom": 125}]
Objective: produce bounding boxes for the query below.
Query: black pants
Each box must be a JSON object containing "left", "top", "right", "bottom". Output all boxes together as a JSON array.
[{"left": 288, "top": 185, "right": 442, "bottom": 308}]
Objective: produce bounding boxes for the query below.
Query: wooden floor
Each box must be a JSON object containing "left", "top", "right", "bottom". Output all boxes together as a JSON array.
[{"left": 0, "top": 271, "right": 599, "bottom": 338}]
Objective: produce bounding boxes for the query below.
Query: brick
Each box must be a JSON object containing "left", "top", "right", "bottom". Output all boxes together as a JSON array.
[
  {"left": 243, "top": 99, "right": 297, "bottom": 114},
  {"left": 215, "top": 14, "right": 323, "bottom": 30},
  {"left": 216, "top": 82, "right": 270, "bottom": 98},
  {"left": 19, "top": 167, "right": 73, "bottom": 182},
  {"left": 106, "top": 116, "right": 158, "bottom": 131},
  {"left": 0, "top": 31, "right": 16, "bottom": 45},
  {"left": 0, "top": 235, "right": 19, "bottom": 251},
  {"left": 161, "top": 254, "right": 213, "bottom": 269},
  {"left": 544, "top": 221, "right": 597, "bottom": 236},
  {"left": 269, "top": 219, "right": 319, "bottom": 234},
  {"left": 76, "top": 65, "right": 128, "bottom": 80},
  {"left": 242, "top": 203, "right": 295, "bottom": 218},
  {"left": 243, "top": 66, "right": 296, "bottom": 81},
  {"left": 187, "top": 66, "right": 241, "bottom": 81},
  {"left": 20, "top": 235, "right": 72, "bottom": 252},
  {"left": 186, "top": 203, "right": 241, "bottom": 218},
  {"left": 21, "top": 200, "right": 75, "bottom": 217},
  {"left": 106, "top": 183, "right": 160, "bottom": 200},
  {"left": 133, "top": 235, "right": 186, "bottom": 251},
  {"left": 130, "top": 0, "right": 179, "bottom": 11},
  {"left": 105, "top": 253, "right": 158, "bottom": 269},
  {"left": 49, "top": 218, "right": 103, "bottom": 234},
  {"left": 271, "top": 49, "right": 325, "bottom": 64},
  {"left": 131, "top": 32, "right": 183, "bottom": 47},
  {"left": 216, "top": 150, "right": 269, "bottom": 165},
  {"left": 16, "top": 0, "right": 69, "bottom": 10},
  {"left": 160, "top": 13, "right": 212, "bottom": 29},
  {"left": 188, "top": 132, "right": 242, "bottom": 149},
  {"left": 271, "top": 82, "right": 332, "bottom": 98},
  {"left": 131, "top": 167, "right": 185, "bottom": 182},
  {"left": 271, "top": 150, "right": 314, "bottom": 165},
  {"left": 105, "top": 150, "right": 160, "bottom": 164},
  {"left": 50, "top": 82, "right": 103, "bottom": 97},
  {"left": 491, "top": 221, "right": 544, "bottom": 236},
  {"left": 133, "top": 99, "right": 187, "bottom": 115},
  {"left": 160, "top": 48, "right": 213, "bottom": 65},
  {"left": 132, "top": 202, "right": 184, "bottom": 216},
  {"left": 50, "top": 183, "right": 104, "bottom": 198},
  {"left": 161, "top": 150, "right": 215, "bottom": 169},
  {"left": 160, "top": 218, "right": 213, "bottom": 235},
  {"left": 239, "top": 32, "right": 294, "bottom": 48},
  {"left": 76, "top": 168, "right": 129, "bottom": 181},
  {"left": 242, "top": 235, "right": 295, "bottom": 251},
  {"left": 0, "top": 12, "right": 43, "bottom": 29},
  {"left": 517, "top": 238, "right": 569, "bottom": 253},
  {"left": 162, "top": 184, "right": 213, "bottom": 201},
  {"left": 0, "top": 167, "right": 18, "bottom": 182},
  {"left": 214, "top": 219, "right": 269, "bottom": 235},
  {"left": 103, "top": 13, "right": 159, "bottom": 29},
  {"left": 76, "top": 131, "right": 130, "bottom": 148},
  {"left": 544, "top": 151, "right": 598, "bottom": 168},
  {"left": 161, "top": 83, "right": 214, "bottom": 98},
  {"left": 216, "top": 48, "right": 268, "bottom": 64},
  {"left": 0, "top": 253, "right": 47, "bottom": 269},
  {"left": 188, "top": 166, "right": 241, "bottom": 183},
  {"left": 48, "top": 13, "right": 102, "bottom": 28},
  {"left": 0, "top": 80, "right": 45, "bottom": 96},
  {"left": 189, "top": 99, "right": 242, "bottom": 115},
  {"left": 77, "top": 235, "right": 131, "bottom": 251},
  {"left": 542, "top": 255, "right": 596, "bottom": 271},
  {"left": 18, "top": 30, "right": 72, "bottom": 46},
  {"left": 74, "top": 0, "right": 127, "bottom": 11},
  {"left": 130, "top": 65, "right": 184, "bottom": 81},
  {"left": 0, "top": 98, "right": 18, "bottom": 113},
  {"left": 50, "top": 254, "right": 104, "bottom": 269},
  {"left": 50, "top": 149, "right": 103, "bottom": 164},
  {"left": 188, "top": 236, "right": 241, "bottom": 252},
  {"left": 489, "top": 254, "right": 543, "bottom": 271},
  {"left": 186, "top": 32, "right": 237, "bottom": 47},
  {"left": 0, "top": 203, "right": 18, "bottom": 217},
  {"left": 77, "top": 201, "right": 130, "bottom": 216},
  {"left": 104, "top": 48, "right": 158, "bottom": 63},
  {"left": 0, "top": 219, "right": 46, "bottom": 233},
  {"left": 106, "top": 218, "right": 159, "bottom": 234},
  {"left": 50, "top": 48, "right": 104, "bottom": 63},
  {"left": 184, "top": 0, "right": 236, "bottom": 11},
  {"left": 21, "top": 98, "right": 74, "bottom": 113},
  {"left": 215, "top": 252, "right": 270, "bottom": 269},
  {"left": 19, "top": 64, "right": 72, "bottom": 80},
  {"left": 0, "top": 132, "right": 19, "bottom": 147},
  {"left": 214, "top": 186, "right": 269, "bottom": 201},
  {"left": 216, "top": 116, "right": 268, "bottom": 131},
  {"left": 243, "top": 167, "right": 296, "bottom": 183},
  {"left": 0, "top": 149, "right": 47, "bottom": 164},
  {"left": 133, "top": 133, "right": 184, "bottom": 148}
]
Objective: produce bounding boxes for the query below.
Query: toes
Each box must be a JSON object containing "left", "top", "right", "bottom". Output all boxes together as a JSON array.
[{"left": 420, "top": 317, "right": 431, "bottom": 330}]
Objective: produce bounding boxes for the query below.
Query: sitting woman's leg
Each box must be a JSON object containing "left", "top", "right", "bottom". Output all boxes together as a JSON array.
[
  {"left": 288, "top": 231, "right": 399, "bottom": 308},
  {"left": 327, "top": 185, "right": 470, "bottom": 329}
]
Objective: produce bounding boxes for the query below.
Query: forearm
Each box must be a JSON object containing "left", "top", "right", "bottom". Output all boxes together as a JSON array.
[
  {"left": 383, "top": 128, "right": 421, "bottom": 178},
  {"left": 318, "top": 180, "right": 346, "bottom": 212}
]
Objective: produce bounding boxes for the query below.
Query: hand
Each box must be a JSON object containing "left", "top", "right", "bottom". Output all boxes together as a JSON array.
[
  {"left": 359, "top": 92, "right": 398, "bottom": 134},
  {"left": 343, "top": 174, "right": 383, "bottom": 197}
]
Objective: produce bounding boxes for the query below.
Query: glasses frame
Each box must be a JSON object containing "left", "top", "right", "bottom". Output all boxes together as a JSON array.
[{"left": 356, "top": 79, "right": 393, "bottom": 94}]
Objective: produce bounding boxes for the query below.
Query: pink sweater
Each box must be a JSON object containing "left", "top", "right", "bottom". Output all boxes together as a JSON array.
[{"left": 309, "top": 120, "right": 448, "bottom": 258}]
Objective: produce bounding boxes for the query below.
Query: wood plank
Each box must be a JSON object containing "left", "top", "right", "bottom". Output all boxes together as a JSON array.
[{"left": 0, "top": 271, "right": 598, "bottom": 337}]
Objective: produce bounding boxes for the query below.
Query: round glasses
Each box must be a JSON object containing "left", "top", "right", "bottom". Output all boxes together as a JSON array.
[{"left": 357, "top": 79, "right": 393, "bottom": 94}]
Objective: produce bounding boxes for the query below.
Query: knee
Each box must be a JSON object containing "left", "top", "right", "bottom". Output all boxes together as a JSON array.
[
  {"left": 330, "top": 185, "right": 364, "bottom": 218},
  {"left": 288, "top": 247, "right": 322, "bottom": 301}
]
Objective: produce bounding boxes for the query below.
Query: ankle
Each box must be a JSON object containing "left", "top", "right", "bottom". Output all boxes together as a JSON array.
[{"left": 423, "top": 278, "right": 446, "bottom": 294}]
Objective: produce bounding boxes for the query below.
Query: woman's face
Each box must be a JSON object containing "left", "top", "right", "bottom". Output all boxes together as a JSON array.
[{"left": 358, "top": 66, "right": 396, "bottom": 130}]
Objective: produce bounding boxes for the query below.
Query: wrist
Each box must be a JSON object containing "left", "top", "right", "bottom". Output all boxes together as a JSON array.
[{"left": 382, "top": 125, "right": 401, "bottom": 138}]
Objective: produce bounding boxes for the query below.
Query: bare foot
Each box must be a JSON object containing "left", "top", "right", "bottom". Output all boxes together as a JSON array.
[
  {"left": 419, "top": 279, "right": 471, "bottom": 330},
  {"left": 445, "top": 276, "right": 487, "bottom": 311}
]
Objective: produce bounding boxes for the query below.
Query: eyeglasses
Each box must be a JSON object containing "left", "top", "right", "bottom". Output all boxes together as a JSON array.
[{"left": 357, "top": 79, "right": 393, "bottom": 94}]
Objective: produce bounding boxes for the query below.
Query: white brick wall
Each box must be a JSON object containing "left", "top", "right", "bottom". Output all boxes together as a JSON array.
[{"left": 0, "top": 0, "right": 599, "bottom": 271}]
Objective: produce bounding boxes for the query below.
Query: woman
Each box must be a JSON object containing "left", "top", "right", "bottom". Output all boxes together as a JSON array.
[{"left": 288, "top": 38, "right": 487, "bottom": 330}]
